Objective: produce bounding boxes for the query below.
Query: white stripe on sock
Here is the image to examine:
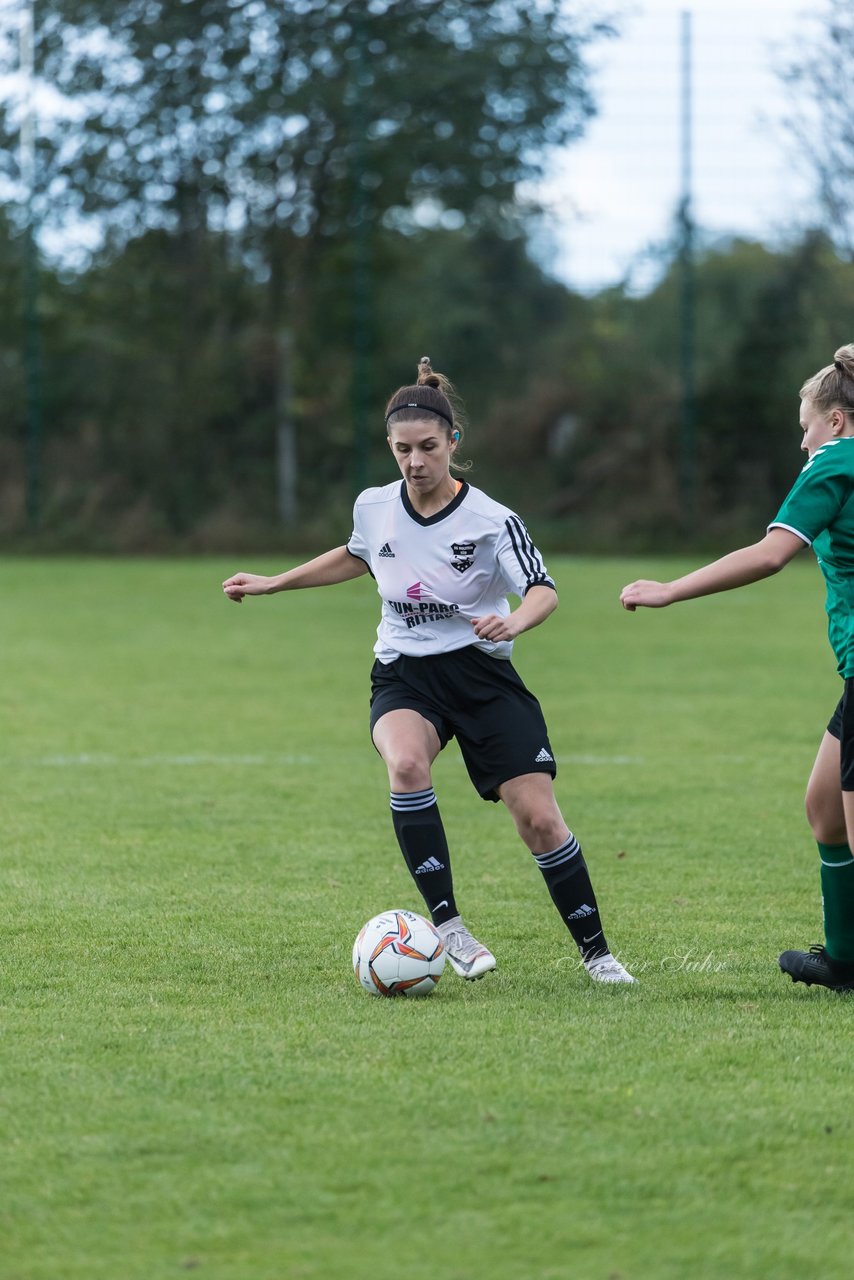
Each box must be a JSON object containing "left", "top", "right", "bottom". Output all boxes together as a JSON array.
[
  {"left": 390, "top": 788, "right": 436, "bottom": 812},
  {"left": 819, "top": 852, "right": 854, "bottom": 867},
  {"left": 533, "top": 834, "right": 580, "bottom": 869}
]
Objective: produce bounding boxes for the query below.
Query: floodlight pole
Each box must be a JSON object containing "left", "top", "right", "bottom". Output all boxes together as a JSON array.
[
  {"left": 275, "top": 324, "right": 297, "bottom": 524},
  {"left": 678, "top": 9, "right": 697, "bottom": 522},
  {"left": 20, "top": 0, "right": 43, "bottom": 530},
  {"left": 350, "top": 14, "right": 372, "bottom": 496}
]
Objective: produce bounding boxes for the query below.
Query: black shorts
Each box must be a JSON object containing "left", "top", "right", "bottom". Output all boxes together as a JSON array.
[
  {"left": 826, "top": 678, "right": 854, "bottom": 791},
  {"left": 369, "top": 646, "right": 557, "bottom": 802}
]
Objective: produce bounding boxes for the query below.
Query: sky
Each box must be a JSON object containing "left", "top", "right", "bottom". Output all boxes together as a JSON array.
[
  {"left": 0, "top": 0, "right": 827, "bottom": 291},
  {"left": 534, "top": 0, "right": 823, "bottom": 293}
]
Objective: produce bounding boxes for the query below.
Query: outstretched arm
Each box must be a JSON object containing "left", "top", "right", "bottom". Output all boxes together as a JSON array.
[
  {"left": 223, "top": 547, "right": 370, "bottom": 603},
  {"left": 471, "top": 584, "right": 558, "bottom": 642},
  {"left": 620, "top": 528, "right": 807, "bottom": 611}
]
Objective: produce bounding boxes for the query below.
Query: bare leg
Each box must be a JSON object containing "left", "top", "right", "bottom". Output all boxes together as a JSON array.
[
  {"left": 371, "top": 708, "right": 441, "bottom": 792},
  {"left": 498, "top": 774, "right": 634, "bottom": 981},
  {"left": 805, "top": 731, "right": 847, "bottom": 846},
  {"left": 497, "top": 773, "right": 569, "bottom": 852}
]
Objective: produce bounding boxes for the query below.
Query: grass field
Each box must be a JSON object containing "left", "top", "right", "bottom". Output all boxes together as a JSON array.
[{"left": 2, "top": 554, "right": 851, "bottom": 1280}]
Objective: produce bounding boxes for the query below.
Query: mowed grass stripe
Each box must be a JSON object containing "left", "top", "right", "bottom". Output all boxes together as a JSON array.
[{"left": 1, "top": 556, "right": 849, "bottom": 1280}]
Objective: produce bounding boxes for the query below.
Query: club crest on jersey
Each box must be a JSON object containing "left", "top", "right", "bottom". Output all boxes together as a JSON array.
[{"left": 450, "top": 540, "right": 476, "bottom": 573}]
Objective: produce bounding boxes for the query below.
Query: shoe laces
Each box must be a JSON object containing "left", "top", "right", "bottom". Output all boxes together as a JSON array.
[
  {"left": 439, "top": 920, "right": 482, "bottom": 961},
  {"left": 585, "top": 952, "right": 633, "bottom": 981},
  {"left": 806, "top": 943, "right": 854, "bottom": 978}
]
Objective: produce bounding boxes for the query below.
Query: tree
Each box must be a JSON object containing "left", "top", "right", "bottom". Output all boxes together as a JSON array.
[
  {"left": 780, "top": 0, "right": 854, "bottom": 257},
  {"left": 513, "top": 233, "right": 854, "bottom": 550},
  {"left": 0, "top": 0, "right": 612, "bottom": 521}
]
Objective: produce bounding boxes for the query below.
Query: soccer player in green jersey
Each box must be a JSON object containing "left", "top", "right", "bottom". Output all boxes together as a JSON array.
[{"left": 620, "top": 344, "right": 854, "bottom": 992}]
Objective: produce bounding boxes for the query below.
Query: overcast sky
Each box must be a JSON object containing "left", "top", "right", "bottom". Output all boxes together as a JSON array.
[{"left": 534, "top": 0, "right": 823, "bottom": 293}]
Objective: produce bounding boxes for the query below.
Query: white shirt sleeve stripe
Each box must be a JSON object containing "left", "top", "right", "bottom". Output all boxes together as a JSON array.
[
  {"left": 505, "top": 515, "right": 553, "bottom": 586},
  {"left": 767, "top": 521, "right": 812, "bottom": 546}
]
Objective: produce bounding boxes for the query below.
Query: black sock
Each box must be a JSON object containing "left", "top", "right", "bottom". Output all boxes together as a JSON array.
[
  {"left": 533, "top": 833, "right": 609, "bottom": 960},
  {"left": 390, "top": 789, "right": 458, "bottom": 927}
]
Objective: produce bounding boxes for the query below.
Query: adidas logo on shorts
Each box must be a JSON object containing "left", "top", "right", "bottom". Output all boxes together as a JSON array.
[
  {"left": 378, "top": 542, "right": 395, "bottom": 557},
  {"left": 415, "top": 856, "right": 445, "bottom": 874},
  {"left": 534, "top": 747, "right": 554, "bottom": 763}
]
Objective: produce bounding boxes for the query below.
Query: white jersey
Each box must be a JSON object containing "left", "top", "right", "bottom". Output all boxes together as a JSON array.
[{"left": 347, "top": 479, "right": 555, "bottom": 663}]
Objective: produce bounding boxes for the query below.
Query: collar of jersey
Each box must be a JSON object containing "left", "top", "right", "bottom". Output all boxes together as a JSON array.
[{"left": 400, "top": 479, "right": 470, "bottom": 526}]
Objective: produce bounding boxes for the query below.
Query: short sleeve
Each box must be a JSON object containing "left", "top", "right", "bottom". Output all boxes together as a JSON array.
[
  {"left": 495, "top": 513, "right": 556, "bottom": 597},
  {"left": 347, "top": 499, "right": 371, "bottom": 567},
  {"left": 769, "top": 445, "right": 854, "bottom": 546}
]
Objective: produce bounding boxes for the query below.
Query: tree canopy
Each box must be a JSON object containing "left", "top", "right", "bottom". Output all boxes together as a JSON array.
[
  {"left": 8, "top": 0, "right": 610, "bottom": 252},
  {"left": 2, "top": 2, "right": 854, "bottom": 550},
  {"left": 780, "top": 0, "right": 854, "bottom": 257}
]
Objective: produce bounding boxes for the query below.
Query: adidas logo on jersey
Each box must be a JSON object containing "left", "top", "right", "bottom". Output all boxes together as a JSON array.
[
  {"left": 567, "top": 903, "right": 596, "bottom": 920},
  {"left": 378, "top": 542, "right": 395, "bottom": 557},
  {"left": 534, "top": 747, "right": 554, "bottom": 763},
  {"left": 415, "top": 856, "right": 445, "bottom": 874}
]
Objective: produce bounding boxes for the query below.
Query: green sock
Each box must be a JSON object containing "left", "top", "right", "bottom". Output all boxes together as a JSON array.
[{"left": 818, "top": 842, "right": 854, "bottom": 964}]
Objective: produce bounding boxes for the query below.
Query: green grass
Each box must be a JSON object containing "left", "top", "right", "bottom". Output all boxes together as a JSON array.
[{"left": 1, "top": 554, "right": 850, "bottom": 1279}]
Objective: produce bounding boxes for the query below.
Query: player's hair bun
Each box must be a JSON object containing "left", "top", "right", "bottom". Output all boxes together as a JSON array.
[
  {"left": 417, "top": 356, "right": 441, "bottom": 389},
  {"left": 833, "top": 345, "right": 854, "bottom": 383},
  {"left": 801, "top": 343, "right": 854, "bottom": 413}
]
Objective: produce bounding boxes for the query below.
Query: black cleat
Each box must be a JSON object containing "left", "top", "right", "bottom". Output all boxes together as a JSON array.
[{"left": 778, "top": 944, "right": 854, "bottom": 993}]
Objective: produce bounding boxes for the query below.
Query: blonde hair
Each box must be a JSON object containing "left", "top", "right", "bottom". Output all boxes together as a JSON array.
[
  {"left": 800, "top": 344, "right": 854, "bottom": 415},
  {"left": 384, "top": 357, "right": 471, "bottom": 472}
]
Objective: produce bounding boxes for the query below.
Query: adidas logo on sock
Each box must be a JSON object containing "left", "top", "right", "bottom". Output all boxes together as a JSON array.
[
  {"left": 378, "top": 542, "right": 395, "bottom": 557},
  {"left": 567, "top": 903, "right": 595, "bottom": 920},
  {"left": 415, "top": 856, "right": 445, "bottom": 874},
  {"left": 535, "top": 747, "right": 554, "bottom": 763}
]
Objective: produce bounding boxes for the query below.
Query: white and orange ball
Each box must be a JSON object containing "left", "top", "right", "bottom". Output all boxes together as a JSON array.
[{"left": 353, "top": 909, "right": 446, "bottom": 997}]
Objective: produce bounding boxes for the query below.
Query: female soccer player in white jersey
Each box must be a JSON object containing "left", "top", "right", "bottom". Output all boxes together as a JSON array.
[
  {"left": 621, "top": 344, "right": 854, "bottom": 993},
  {"left": 224, "top": 357, "right": 634, "bottom": 985}
]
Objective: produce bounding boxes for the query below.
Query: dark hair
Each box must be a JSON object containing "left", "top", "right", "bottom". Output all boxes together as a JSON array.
[
  {"left": 800, "top": 344, "right": 854, "bottom": 415},
  {"left": 385, "top": 357, "right": 471, "bottom": 472}
]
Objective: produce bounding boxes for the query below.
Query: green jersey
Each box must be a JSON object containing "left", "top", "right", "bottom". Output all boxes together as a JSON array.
[{"left": 770, "top": 437, "right": 854, "bottom": 677}]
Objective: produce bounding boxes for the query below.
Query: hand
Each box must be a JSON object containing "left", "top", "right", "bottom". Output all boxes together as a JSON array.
[
  {"left": 470, "top": 612, "right": 520, "bottom": 642},
  {"left": 222, "top": 572, "right": 271, "bottom": 603},
  {"left": 620, "top": 580, "right": 673, "bottom": 611}
]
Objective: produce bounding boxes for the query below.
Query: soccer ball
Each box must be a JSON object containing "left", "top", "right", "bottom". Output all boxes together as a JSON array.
[{"left": 352, "top": 909, "right": 446, "bottom": 997}]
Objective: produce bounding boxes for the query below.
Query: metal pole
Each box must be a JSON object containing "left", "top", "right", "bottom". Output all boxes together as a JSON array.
[
  {"left": 275, "top": 326, "right": 297, "bottom": 524},
  {"left": 678, "top": 9, "right": 696, "bottom": 521},
  {"left": 350, "top": 18, "right": 372, "bottom": 496},
  {"left": 20, "top": 0, "right": 43, "bottom": 530},
  {"left": 351, "top": 189, "right": 372, "bottom": 496}
]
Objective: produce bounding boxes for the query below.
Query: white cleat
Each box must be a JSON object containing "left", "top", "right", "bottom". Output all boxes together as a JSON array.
[
  {"left": 584, "top": 952, "right": 637, "bottom": 984},
  {"left": 437, "top": 916, "right": 496, "bottom": 980}
]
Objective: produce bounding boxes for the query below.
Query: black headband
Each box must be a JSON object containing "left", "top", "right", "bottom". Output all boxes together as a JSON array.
[{"left": 385, "top": 400, "right": 454, "bottom": 429}]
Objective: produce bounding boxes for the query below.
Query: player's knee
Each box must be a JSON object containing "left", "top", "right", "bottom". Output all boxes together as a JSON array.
[
  {"left": 810, "top": 818, "right": 848, "bottom": 845},
  {"left": 387, "top": 753, "right": 432, "bottom": 792},
  {"left": 805, "top": 787, "right": 846, "bottom": 844},
  {"left": 518, "top": 809, "right": 566, "bottom": 853}
]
